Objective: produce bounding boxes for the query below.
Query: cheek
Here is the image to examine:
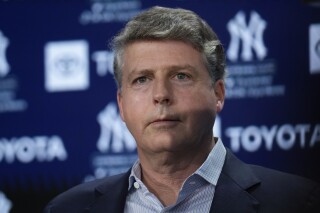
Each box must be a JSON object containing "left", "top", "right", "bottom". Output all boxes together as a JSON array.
[
  {"left": 122, "top": 106, "right": 143, "bottom": 139},
  {"left": 121, "top": 93, "right": 148, "bottom": 125},
  {"left": 180, "top": 88, "right": 215, "bottom": 109},
  {"left": 179, "top": 90, "right": 216, "bottom": 120}
]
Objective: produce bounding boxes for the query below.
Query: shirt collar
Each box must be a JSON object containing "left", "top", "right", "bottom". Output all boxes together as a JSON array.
[
  {"left": 195, "top": 137, "right": 226, "bottom": 186},
  {"left": 128, "top": 159, "right": 141, "bottom": 190},
  {"left": 128, "top": 137, "right": 226, "bottom": 190}
]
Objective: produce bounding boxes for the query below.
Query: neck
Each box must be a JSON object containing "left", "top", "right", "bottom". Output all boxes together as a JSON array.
[{"left": 138, "top": 138, "right": 215, "bottom": 206}]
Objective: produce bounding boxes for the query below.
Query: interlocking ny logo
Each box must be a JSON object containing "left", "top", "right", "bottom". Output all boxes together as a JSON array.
[
  {"left": 97, "top": 102, "right": 136, "bottom": 153},
  {"left": 227, "top": 11, "right": 267, "bottom": 62},
  {"left": 0, "top": 31, "right": 10, "bottom": 77}
]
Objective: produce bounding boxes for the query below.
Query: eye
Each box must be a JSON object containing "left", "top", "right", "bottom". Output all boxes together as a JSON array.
[
  {"left": 133, "top": 76, "right": 148, "bottom": 84},
  {"left": 175, "top": 73, "right": 189, "bottom": 80}
]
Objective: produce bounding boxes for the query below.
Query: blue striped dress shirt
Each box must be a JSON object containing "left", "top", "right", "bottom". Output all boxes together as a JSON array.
[{"left": 124, "top": 138, "right": 226, "bottom": 213}]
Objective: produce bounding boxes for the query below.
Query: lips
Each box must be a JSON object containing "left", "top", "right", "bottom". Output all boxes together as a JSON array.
[
  {"left": 152, "top": 118, "right": 178, "bottom": 123},
  {"left": 148, "top": 116, "right": 181, "bottom": 127}
]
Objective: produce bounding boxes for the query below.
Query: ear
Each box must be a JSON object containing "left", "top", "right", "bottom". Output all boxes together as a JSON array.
[
  {"left": 214, "top": 79, "right": 225, "bottom": 113},
  {"left": 117, "top": 90, "right": 125, "bottom": 122}
]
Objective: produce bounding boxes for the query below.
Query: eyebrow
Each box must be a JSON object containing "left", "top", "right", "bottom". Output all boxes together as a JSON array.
[
  {"left": 127, "top": 69, "right": 153, "bottom": 82},
  {"left": 168, "top": 64, "right": 197, "bottom": 73}
]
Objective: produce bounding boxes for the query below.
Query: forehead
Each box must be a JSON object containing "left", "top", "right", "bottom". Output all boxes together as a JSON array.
[{"left": 122, "top": 40, "right": 206, "bottom": 73}]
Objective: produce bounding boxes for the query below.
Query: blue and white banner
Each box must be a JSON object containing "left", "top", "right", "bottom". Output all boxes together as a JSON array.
[{"left": 1, "top": 0, "right": 319, "bottom": 212}]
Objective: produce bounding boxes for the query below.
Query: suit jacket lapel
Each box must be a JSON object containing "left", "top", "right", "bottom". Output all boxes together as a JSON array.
[
  {"left": 85, "top": 170, "right": 131, "bottom": 213},
  {"left": 210, "top": 149, "right": 261, "bottom": 213}
]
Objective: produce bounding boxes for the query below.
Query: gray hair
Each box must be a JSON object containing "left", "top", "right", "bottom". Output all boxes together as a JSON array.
[{"left": 111, "top": 6, "right": 226, "bottom": 89}]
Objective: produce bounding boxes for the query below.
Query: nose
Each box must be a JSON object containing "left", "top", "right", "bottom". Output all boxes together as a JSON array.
[{"left": 153, "top": 79, "right": 172, "bottom": 105}]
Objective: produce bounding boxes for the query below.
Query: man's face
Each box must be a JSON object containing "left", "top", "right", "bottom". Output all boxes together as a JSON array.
[{"left": 118, "top": 40, "right": 224, "bottom": 155}]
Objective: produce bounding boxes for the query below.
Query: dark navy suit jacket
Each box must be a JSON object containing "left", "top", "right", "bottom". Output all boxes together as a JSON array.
[{"left": 44, "top": 150, "right": 320, "bottom": 213}]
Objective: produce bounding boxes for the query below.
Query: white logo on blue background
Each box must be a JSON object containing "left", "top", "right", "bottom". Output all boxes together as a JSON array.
[
  {"left": 309, "top": 24, "right": 320, "bottom": 74},
  {"left": 79, "top": 0, "right": 142, "bottom": 25},
  {"left": 227, "top": 11, "right": 267, "bottom": 62},
  {"left": 97, "top": 102, "right": 136, "bottom": 153},
  {"left": 0, "top": 31, "right": 10, "bottom": 77},
  {"left": 92, "top": 50, "right": 114, "bottom": 76},
  {"left": 83, "top": 102, "right": 137, "bottom": 182},
  {"left": 44, "top": 40, "right": 89, "bottom": 92}
]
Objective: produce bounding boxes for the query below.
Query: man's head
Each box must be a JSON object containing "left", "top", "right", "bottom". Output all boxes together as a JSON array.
[
  {"left": 112, "top": 6, "right": 226, "bottom": 90},
  {"left": 113, "top": 6, "right": 226, "bottom": 157}
]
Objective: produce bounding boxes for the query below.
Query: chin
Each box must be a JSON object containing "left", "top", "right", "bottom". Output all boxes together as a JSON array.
[{"left": 151, "top": 139, "right": 185, "bottom": 153}]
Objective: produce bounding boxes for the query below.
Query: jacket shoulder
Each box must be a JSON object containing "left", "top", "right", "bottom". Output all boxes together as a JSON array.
[
  {"left": 220, "top": 150, "right": 320, "bottom": 212},
  {"left": 250, "top": 164, "right": 319, "bottom": 191},
  {"left": 249, "top": 164, "right": 320, "bottom": 212},
  {"left": 44, "top": 172, "right": 129, "bottom": 212}
]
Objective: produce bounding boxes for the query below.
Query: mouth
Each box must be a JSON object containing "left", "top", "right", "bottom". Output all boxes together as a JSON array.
[{"left": 148, "top": 116, "right": 181, "bottom": 127}]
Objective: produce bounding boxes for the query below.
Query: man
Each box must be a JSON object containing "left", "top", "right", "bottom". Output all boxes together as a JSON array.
[{"left": 45, "top": 6, "right": 320, "bottom": 213}]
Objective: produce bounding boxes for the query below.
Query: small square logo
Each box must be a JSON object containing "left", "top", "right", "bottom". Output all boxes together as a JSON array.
[
  {"left": 309, "top": 24, "right": 320, "bottom": 74},
  {"left": 44, "top": 40, "right": 89, "bottom": 92}
]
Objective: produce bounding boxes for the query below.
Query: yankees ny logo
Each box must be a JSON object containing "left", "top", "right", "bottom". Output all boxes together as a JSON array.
[
  {"left": 97, "top": 102, "right": 136, "bottom": 153},
  {"left": 227, "top": 11, "right": 267, "bottom": 62},
  {"left": 0, "top": 31, "right": 10, "bottom": 77}
]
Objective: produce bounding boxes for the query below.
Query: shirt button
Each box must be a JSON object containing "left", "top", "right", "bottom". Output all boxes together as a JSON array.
[{"left": 134, "top": 182, "right": 140, "bottom": 189}]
